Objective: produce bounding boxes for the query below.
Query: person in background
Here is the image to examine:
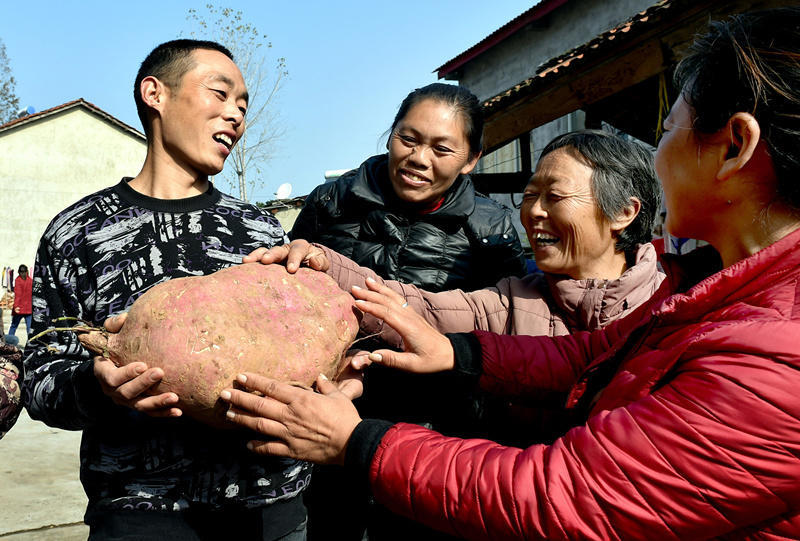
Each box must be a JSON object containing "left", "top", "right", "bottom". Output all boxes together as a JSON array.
[
  {"left": 8, "top": 264, "right": 32, "bottom": 340},
  {"left": 248, "top": 129, "right": 664, "bottom": 446},
  {"left": 224, "top": 8, "right": 800, "bottom": 539},
  {"left": 0, "top": 307, "right": 23, "bottom": 439},
  {"left": 23, "top": 39, "right": 306, "bottom": 540},
  {"left": 290, "top": 82, "right": 526, "bottom": 294}
]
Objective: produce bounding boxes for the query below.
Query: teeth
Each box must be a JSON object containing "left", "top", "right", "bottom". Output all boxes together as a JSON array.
[
  {"left": 533, "top": 233, "right": 559, "bottom": 245},
  {"left": 214, "top": 133, "right": 233, "bottom": 148},
  {"left": 405, "top": 171, "right": 427, "bottom": 183}
]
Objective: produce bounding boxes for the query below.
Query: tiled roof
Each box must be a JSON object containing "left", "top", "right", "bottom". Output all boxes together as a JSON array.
[
  {"left": 0, "top": 98, "right": 145, "bottom": 139},
  {"left": 481, "top": 0, "right": 674, "bottom": 113},
  {"left": 436, "top": 0, "right": 570, "bottom": 79}
]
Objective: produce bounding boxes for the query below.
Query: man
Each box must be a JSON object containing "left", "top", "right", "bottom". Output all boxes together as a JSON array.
[
  {"left": 9, "top": 264, "right": 32, "bottom": 340},
  {"left": 23, "top": 40, "right": 308, "bottom": 540}
]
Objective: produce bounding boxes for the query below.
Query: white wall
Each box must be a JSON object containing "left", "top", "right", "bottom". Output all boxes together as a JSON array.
[
  {"left": 0, "top": 107, "right": 146, "bottom": 276},
  {"left": 273, "top": 207, "right": 302, "bottom": 233}
]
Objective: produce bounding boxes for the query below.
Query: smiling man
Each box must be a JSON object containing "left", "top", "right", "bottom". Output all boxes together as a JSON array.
[{"left": 23, "top": 40, "right": 307, "bottom": 540}]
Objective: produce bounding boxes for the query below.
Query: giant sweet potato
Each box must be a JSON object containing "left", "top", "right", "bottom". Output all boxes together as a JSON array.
[{"left": 78, "top": 263, "right": 359, "bottom": 427}]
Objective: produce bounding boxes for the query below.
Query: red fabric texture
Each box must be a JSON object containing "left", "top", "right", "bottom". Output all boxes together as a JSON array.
[
  {"left": 368, "top": 227, "right": 800, "bottom": 540},
  {"left": 12, "top": 276, "right": 32, "bottom": 315}
]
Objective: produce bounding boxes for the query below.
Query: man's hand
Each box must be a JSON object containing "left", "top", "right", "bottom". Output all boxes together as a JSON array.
[
  {"left": 243, "top": 239, "right": 330, "bottom": 273},
  {"left": 93, "top": 313, "right": 182, "bottom": 417},
  {"left": 221, "top": 373, "right": 361, "bottom": 465},
  {"left": 350, "top": 278, "right": 455, "bottom": 373}
]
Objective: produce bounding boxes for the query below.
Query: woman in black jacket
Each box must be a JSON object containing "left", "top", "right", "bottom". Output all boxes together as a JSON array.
[
  {"left": 291, "top": 84, "right": 526, "bottom": 540},
  {"left": 290, "top": 83, "right": 526, "bottom": 293}
]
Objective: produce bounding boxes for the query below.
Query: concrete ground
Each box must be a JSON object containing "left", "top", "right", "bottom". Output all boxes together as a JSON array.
[{"left": 0, "top": 308, "right": 89, "bottom": 540}]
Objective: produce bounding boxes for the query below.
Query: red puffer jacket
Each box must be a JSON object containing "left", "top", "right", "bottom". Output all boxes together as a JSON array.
[{"left": 367, "top": 227, "right": 800, "bottom": 540}]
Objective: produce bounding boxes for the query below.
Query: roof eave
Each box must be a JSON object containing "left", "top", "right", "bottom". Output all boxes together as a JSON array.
[
  {"left": 0, "top": 98, "right": 145, "bottom": 140},
  {"left": 435, "top": 0, "right": 570, "bottom": 79}
]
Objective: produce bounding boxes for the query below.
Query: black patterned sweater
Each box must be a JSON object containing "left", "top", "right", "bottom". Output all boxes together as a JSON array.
[{"left": 23, "top": 178, "right": 311, "bottom": 519}]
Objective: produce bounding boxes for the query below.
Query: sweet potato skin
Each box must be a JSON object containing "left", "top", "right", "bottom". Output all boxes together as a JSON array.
[{"left": 79, "top": 263, "right": 358, "bottom": 426}]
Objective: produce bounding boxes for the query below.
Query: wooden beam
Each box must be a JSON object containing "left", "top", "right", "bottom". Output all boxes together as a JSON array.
[
  {"left": 519, "top": 134, "right": 532, "bottom": 176},
  {"left": 483, "top": 39, "right": 667, "bottom": 152}
]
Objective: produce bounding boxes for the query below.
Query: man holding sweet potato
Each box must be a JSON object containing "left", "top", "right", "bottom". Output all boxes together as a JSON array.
[{"left": 23, "top": 40, "right": 308, "bottom": 540}]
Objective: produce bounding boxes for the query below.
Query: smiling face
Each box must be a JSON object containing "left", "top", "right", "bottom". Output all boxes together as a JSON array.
[
  {"left": 157, "top": 48, "right": 248, "bottom": 177},
  {"left": 387, "top": 99, "right": 480, "bottom": 206},
  {"left": 521, "top": 148, "right": 626, "bottom": 279}
]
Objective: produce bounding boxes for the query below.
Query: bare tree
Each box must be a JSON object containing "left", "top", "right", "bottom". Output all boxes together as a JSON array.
[
  {"left": 185, "top": 5, "right": 288, "bottom": 201},
  {"left": 0, "top": 38, "right": 20, "bottom": 125}
]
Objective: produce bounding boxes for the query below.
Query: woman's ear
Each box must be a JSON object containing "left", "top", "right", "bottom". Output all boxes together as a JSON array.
[
  {"left": 717, "top": 113, "right": 761, "bottom": 181},
  {"left": 610, "top": 197, "right": 641, "bottom": 233},
  {"left": 460, "top": 151, "right": 482, "bottom": 175}
]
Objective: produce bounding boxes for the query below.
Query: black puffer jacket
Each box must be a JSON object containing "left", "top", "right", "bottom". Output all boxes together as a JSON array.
[{"left": 290, "top": 154, "right": 526, "bottom": 292}]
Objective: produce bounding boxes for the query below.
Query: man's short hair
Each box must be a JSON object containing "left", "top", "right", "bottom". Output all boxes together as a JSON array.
[{"left": 134, "top": 39, "right": 234, "bottom": 138}]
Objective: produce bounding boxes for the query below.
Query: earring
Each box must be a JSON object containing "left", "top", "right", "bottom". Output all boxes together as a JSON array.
[{"left": 726, "top": 200, "right": 732, "bottom": 205}]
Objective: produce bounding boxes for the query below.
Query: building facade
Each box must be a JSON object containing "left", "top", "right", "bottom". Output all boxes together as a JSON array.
[{"left": 0, "top": 99, "right": 147, "bottom": 279}]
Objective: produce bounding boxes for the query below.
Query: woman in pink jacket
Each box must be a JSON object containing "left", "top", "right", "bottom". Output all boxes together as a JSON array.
[
  {"left": 224, "top": 8, "right": 800, "bottom": 540},
  {"left": 248, "top": 130, "right": 664, "bottom": 443},
  {"left": 254, "top": 129, "right": 663, "bottom": 348}
]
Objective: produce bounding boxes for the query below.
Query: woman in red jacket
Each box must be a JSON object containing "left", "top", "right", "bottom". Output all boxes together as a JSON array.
[
  {"left": 221, "top": 8, "right": 800, "bottom": 540},
  {"left": 9, "top": 265, "right": 32, "bottom": 340}
]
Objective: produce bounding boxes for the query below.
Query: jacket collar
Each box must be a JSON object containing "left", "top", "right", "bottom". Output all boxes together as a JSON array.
[
  {"left": 545, "top": 243, "right": 664, "bottom": 331},
  {"left": 347, "top": 154, "right": 477, "bottom": 220},
  {"left": 655, "top": 226, "right": 800, "bottom": 322}
]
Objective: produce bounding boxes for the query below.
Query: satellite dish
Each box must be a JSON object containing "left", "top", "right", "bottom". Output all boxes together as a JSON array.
[
  {"left": 275, "top": 182, "right": 293, "bottom": 199},
  {"left": 15, "top": 106, "right": 35, "bottom": 119}
]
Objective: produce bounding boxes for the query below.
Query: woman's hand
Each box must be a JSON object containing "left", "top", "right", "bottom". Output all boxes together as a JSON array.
[
  {"left": 93, "top": 313, "right": 182, "bottom": 417},
  {"left": 220, "top": 373, "right": 362, "bottom": 465},
  {"left": 243, "top": 239, "right": 330, "bottom": 273},
  {"left": 335, "top": 349, "right": 369, "bottom": 400},
  {"left": 351, "top": 278, "right": 455, "bottom": 373}
]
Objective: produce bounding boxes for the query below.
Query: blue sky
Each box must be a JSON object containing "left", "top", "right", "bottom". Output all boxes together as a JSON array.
[{"left": 0, "top": 1, "right": 534, "bottom": 202}]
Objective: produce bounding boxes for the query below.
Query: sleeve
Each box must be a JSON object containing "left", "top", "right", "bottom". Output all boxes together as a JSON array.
[
  {"left": 288, "top": 187, "right": 323, "bottom": 241},
  {"left": 471, "top": 206, "right": 527, "bottom": 289},
  {"left": 11, "top": 277, "right": 20, "bottom": 310},
  {"left": 472, "top": 290, "right": 657, "bottom": 398},
  {"left": 321, "top": 244, "right": 515, "bottom": 349},
  {"left": 366, "top": 325, "right": 800, "bottom": 540},
  {"left": 255, "top": 206, "right": 289, "bottom": 247},
  {"left": 22, "top": 237, "right": 113, "bottom": 431},
  {"left": 498, "top": 213, "right": 528, "bottom": 279},
  {"left": 474, "top": 328, "right": 609, "bottom": 397}
]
